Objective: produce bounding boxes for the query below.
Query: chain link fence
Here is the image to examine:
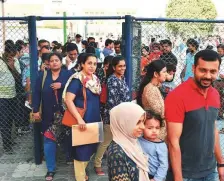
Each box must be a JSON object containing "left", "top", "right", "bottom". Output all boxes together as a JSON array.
[
  {"left": 133, "top": 20, "right": 224, "bottom": 153},
  {"left": 1, "top": 16, "right": 224, "bottom": 164},
  {"left": 0, "top": 20, "right": 33, "bottom": 163}
]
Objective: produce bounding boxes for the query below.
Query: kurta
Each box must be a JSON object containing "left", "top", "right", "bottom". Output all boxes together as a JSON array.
[
  {"left": 66, "top": 78, "right": 101, "bottom": 161},
  {"left": 33, "top": 69, "right": 71, "bottom": 133}
]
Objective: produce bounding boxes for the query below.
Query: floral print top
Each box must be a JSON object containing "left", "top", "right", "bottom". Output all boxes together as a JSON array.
[
  {"left": 96, "top": 67, "right": 106, "bottom": 85},
  {"left": 104, "top": 74, "right": 131, "bottom": 124}
]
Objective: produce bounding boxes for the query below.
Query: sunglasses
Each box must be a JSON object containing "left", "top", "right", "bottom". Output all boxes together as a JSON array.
[{"left": 41, "top": 45, "right": 50, "bottom": 50}]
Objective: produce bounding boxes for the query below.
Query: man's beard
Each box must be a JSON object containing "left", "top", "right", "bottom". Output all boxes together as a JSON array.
[{"left": 195, "top": 78, "right": 213, "bottom": 89}]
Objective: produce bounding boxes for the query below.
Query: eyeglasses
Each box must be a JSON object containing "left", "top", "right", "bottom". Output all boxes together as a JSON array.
[{"left": 41, "top": 45, "right": 50, "bottom": 50}]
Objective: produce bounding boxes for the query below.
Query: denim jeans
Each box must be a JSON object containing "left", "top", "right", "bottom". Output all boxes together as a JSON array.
[
  {"left": 183, "top": 171, "right": 219, "bottom": 181},
  {"left": 166, "top": 171, "right": 218, "bottom": 181},
  {"left": 44, "top": 136, "right": 56, "bottom": 172}
]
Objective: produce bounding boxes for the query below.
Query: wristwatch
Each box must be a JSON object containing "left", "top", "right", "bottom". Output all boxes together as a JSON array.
[{"left": 217, "top": 163, "right": 224, "bottom": 167}]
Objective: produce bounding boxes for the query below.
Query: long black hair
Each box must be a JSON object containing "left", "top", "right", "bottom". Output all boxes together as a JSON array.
[
  {"left": 137, "top": 59, "right": 166, "bottom": 107},
  {"left": 104, "top": 55, "right": 114, "bottom": 79}
]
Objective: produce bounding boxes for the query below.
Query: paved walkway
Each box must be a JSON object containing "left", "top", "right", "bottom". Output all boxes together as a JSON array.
[
  {"left": 0, "top": 159, "right": 108, "bottom": 181},
  {"left": 0, "top": 120, "right": 224, "bottom": 181},
  {"left": 0, "top": 130, "right": 108, "bottom": 181}
]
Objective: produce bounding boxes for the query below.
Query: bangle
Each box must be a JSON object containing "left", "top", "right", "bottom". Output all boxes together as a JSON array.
[{"left": 217, "top": 163, "right": 224, "bottom": 167}]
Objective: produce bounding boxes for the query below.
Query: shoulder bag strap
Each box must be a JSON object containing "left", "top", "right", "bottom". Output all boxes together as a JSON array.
[
  {"left": 82, "top": 87, "right": 87, "bottom": 111},
  {"left": 39, "top": 70, "right": 47, "bottom": 114}
]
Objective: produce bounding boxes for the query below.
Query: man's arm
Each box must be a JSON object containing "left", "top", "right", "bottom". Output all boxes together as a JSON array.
[
  {"left": 215, "top": 121, "right": 223, "bottom": 163},
  {"left": 167, "top": 122, "right": 183, "bottom": 181},
  {"left": 214, "top": 121, "right": 224, "bottom": 181}
]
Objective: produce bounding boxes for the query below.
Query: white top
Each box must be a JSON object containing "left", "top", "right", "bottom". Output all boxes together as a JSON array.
[
  {"left": 0, "top": 58, "right": 16, "bottom": 98},
  {"left": 219, "top": 56, "right": 224, "bottom": 76},
  {"left": 72, "top": 41, "right": 82, "bottom": 54},
  {"left": 62, "top": 56, "right": 77, "bottom": 70}
]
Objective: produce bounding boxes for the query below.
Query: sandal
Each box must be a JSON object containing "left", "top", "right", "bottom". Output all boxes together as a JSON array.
[
  {"left": 94, "top": 167, "right": 105, "bottom": 176},
  {"left": 45, "top": 172, "right": 55, "bottom": 181}
]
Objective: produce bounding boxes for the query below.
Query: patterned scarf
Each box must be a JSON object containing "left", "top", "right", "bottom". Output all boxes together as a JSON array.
[{"left": 63, "top": 71, "right": 101, "bottom": 106}]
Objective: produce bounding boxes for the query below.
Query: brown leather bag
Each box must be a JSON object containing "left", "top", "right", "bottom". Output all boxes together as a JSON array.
[{"left": 62, "top": 87, "right": 87, "bottom": 127}]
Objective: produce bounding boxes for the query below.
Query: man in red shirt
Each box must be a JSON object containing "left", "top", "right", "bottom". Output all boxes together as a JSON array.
[{"left": 165, "top": 50, "right": 224, "bottom": 181}]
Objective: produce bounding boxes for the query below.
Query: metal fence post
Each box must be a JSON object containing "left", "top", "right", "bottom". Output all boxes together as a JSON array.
[
  {"left": 28, "top": 16, "right": 42, "bottom": 165},
  {"left": 63, "top": 12, "right": 67, "bottom": 44},
  {"left": 124, "top": 15, "right": 133, "bottom": 95}
]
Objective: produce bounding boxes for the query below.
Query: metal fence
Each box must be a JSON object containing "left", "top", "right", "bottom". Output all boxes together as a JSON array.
[
  {"left": 1, "top": 15, "right": 224, "bottom": 165},
  {"left": 0, "top": 16, "right": 127, "bottom": 165},
  {"left": 133, "top": 17, "right": 224, "bottom": 154},
  {"left": 0, "top": 18, "right": 34, "bottom": 164},
  {"left": 133, "top": 18, "right": 224, "bottom": 116}
]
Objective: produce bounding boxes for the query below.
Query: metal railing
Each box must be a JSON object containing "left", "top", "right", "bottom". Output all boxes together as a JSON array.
[{"left": 1, "top": 15, "right": 224, "bottom": 164}]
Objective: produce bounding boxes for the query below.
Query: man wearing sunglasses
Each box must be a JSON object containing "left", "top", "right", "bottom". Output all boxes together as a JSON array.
[{"left": 38, "top": 39, "right": 50, "bottom": 70}]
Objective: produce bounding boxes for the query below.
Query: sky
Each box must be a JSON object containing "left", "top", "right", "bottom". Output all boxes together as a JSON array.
[{"left": 2, "top": 0, "right": 224, "bottom": 19}]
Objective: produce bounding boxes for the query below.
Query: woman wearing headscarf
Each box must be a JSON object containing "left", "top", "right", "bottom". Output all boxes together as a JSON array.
[{"left": 107, "top": 102, "right": 150, "bottom": 181}]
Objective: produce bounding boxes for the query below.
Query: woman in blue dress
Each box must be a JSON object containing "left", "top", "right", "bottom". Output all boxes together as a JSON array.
[
  {"left": 64, "top": 53, "right": 101, "bottom": 181},
  {"left": 32, "top": 53, "right": 71, "bottom": 181}
]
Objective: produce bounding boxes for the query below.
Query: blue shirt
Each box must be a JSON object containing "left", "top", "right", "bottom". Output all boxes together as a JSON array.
[
  {"left": 160, "top": 81, "right": 176, "bottom": 99},
  {"left": 184, "top": 52, "right": 196, "bottom": 81},
  {"left": 138, "top": 137, "right": 168, "bottom": 181},
  {"left": 66, "top": 78, "right": 101, "bottom": 161},
  {"left": 102, "top": 47, "right": 113, "bottom": 57}
]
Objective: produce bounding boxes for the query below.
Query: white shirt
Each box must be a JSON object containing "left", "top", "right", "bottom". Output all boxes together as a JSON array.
[
  {"left": 219, "top": 56, "right": 224, "bottom": 76},
  {"left": 0, "top": 58, "right": 16, "bottom": 98},
  {"left": 72, "top": 41, "right": 82, "bottom": 54},
  {"left": 62, "top": 56, "right": 77, "bottom": 70}
]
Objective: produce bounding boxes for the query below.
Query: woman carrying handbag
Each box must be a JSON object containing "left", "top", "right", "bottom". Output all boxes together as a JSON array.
[
  {"left": 64, "top": 53, "right": 101, "bottom": 181},
  {"left": 32, "top": 53, "right": 71, "bottom": 181}
]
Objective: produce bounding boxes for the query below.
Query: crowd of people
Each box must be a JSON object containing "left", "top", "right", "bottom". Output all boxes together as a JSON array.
[{"left": 0, "top": 33, "right": 224, "bottom": 181}]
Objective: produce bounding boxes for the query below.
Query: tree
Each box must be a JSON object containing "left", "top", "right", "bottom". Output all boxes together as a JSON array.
[{"left": 165, "top": 0, "right": 217, "bottom": 37}]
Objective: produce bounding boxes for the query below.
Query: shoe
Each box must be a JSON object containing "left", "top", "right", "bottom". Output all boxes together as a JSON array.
[
  {"left": 94, "top": 167, "right": 105, "bottom": 176},
  {"left": 45, "top": 172, "right": 55, "bottom": 181}
]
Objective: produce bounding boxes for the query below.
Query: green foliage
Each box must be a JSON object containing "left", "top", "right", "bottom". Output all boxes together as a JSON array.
[{"left": 166, "top": 0, "right": 217, "bottom": 36}]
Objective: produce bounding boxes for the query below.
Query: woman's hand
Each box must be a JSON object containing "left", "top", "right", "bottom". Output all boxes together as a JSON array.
[
  {"left": 33, "top": 112, "right": 41, "bottom": 120},
  {"left": 78, "top": 118, "right": 87, "bottom": 131},
  {"left": 51, "top": 83, "right": 62, "bottom": 90}
]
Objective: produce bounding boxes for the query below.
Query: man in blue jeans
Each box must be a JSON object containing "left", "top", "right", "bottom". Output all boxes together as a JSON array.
[{"left": 165, "top": 50, "right": 224, "bottom": 181}]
